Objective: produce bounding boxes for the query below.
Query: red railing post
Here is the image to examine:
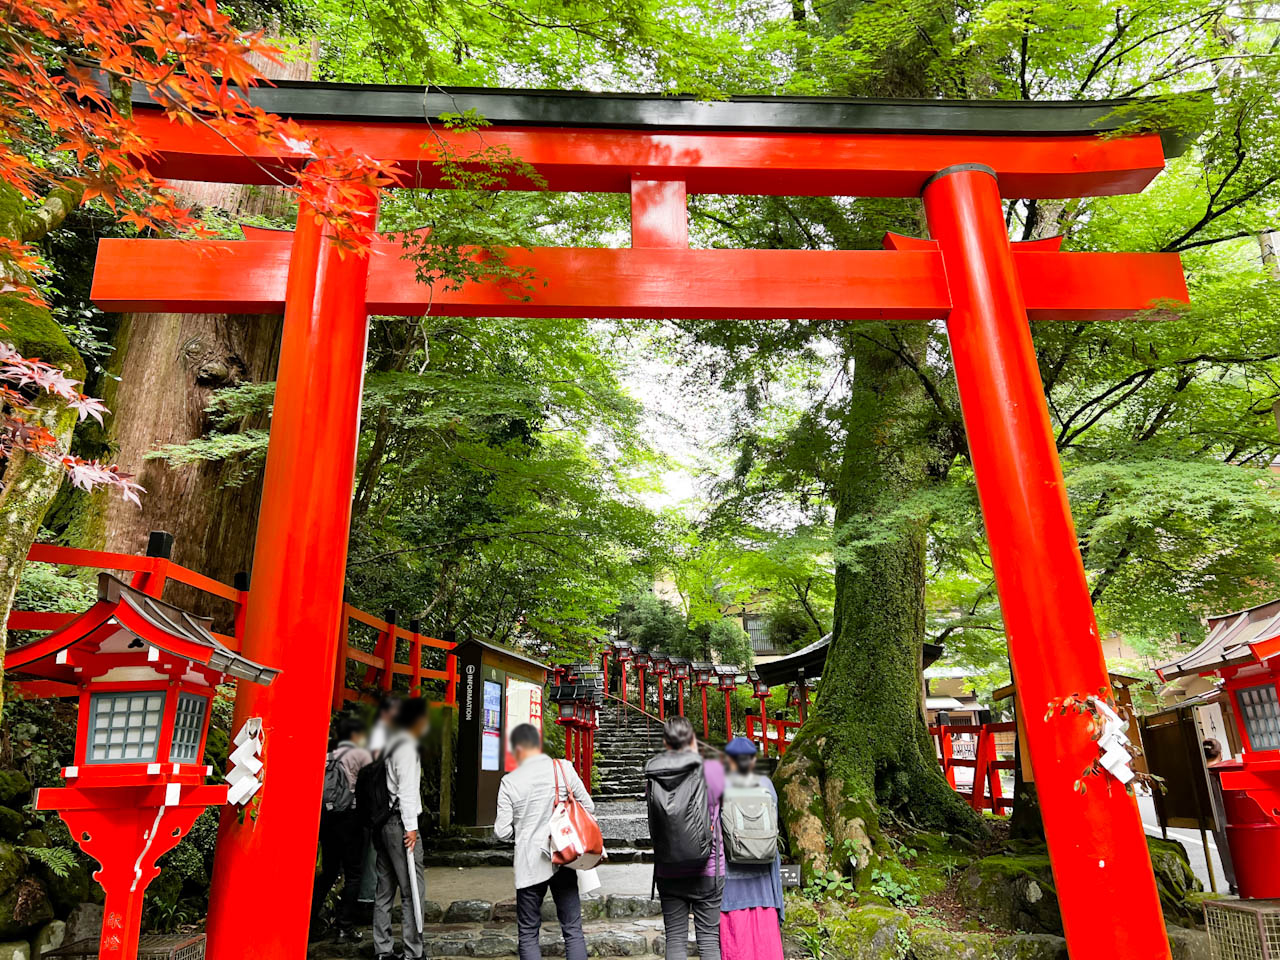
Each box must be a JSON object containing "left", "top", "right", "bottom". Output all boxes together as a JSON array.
[
  {"left": 923, "top": 165, "right": 1168, "bottom": 960},
  {"left": 969, "top": 725, "right": 993, "bottom": 810},
  {"left": 331, "top": 605, "right": 349, "bottom": 713},
  {"left": 445, "top": 652, "right": 458, "bottom": 707},
  {"left": 409, "top": 618, "right": 423, "bottom": 697},
  {"left": 377, "top": 609, "right": 397, "bottom": 692},
  {"left": 934, "top": 724, "right": 957, "bottom": 788}
]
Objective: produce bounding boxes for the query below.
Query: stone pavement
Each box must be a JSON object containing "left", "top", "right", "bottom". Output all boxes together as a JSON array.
[
  {"left": 425, "top": 864, "right": 653, "bottom": 904},
  {"left": 309, "top": 892, "right": 678, "bottom": 960}
]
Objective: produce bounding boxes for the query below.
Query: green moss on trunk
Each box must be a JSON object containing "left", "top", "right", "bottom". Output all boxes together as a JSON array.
[
  {"left": 0, "top": 181, "right": 88, "bottom": 713},
  {"left": 777, "top": 327, "right": 986, "bottom": 881}
]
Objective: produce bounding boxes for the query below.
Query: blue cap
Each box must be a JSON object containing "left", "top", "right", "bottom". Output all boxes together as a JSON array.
[{"left": 724, "top": 736, "right": 758, "bottom": 757}]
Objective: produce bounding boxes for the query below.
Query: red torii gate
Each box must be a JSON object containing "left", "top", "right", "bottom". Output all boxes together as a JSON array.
[{"left": 94, "top": 84, "right": 1188, "bottom": 960}]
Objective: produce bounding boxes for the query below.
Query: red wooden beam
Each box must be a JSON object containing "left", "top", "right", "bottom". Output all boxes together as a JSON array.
[
  {"left": 93, "top": 238, "right": 1187, "bottom": 322},
  {"left": 129, "top": 112, "right": 1167, "bottom": 199}
]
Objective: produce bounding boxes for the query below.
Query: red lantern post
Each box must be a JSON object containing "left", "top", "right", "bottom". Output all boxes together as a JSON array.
[
  {"left": 633, "top": 651, "right": 650, "bottom": 714},
  {"left": 693, "top": 663, "right": 714, "bottom": 739},
  {"left": 652, "top": 654, "right": 671, "bottom": 721},
  {"left": 672, "top": 658, "right": 690, "bottom": 716},
  {"left": 717, "top": 668, "right": 739, "bottom": 740},
  {"left": 575, "top": 702, "right": 591, "bottom": 782},
  {"left": 10, "top": 575, "right": 278, "bottom": 960},
  {"left": 586, "top": 702, "right": 600, "bottom": 791},
  {"left": 614, "top": 643, "right": 632, "bottom": 705},
  {"left": 558, "top": 699, "right": 577, "bottom": 770},
  {"left": 749, "top": 671, "right": 771, "bottom": 755}
]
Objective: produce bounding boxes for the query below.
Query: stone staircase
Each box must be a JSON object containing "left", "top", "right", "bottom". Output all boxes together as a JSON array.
[
  {"left": 308, "top": 894, "right": 682, "bottom": 960},
  {"left": 594, "top": 695, "right": 665, "bottom": 802},
  {"left": 424, "top": 696, "right": 777, "bottom": 868}
]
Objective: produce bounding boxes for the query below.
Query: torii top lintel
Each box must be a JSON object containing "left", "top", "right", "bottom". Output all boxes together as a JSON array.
[
  {"left": 129, "top": 81, "right": 1184, "bottom": 198},
  {"left": 95, "top": 82, "right": 1190, "bottom": 321}
]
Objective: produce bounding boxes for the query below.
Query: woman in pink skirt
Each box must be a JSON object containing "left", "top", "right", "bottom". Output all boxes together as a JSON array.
[{"left": 719, "top": 738, "right": 785, "bottom": 960}]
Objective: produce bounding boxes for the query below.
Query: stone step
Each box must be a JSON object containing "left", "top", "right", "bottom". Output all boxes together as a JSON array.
[
  {"left": 424, "top": 845, "right": 652, "bottom": 868},
  {"left": 309, "top": 924, "right": 687, "bottom": 960},
  {"left": 308, "top": 900, "right": 677, "bottom": 960}
]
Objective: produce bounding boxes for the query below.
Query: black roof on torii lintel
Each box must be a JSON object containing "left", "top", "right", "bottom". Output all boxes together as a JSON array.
[{"left": 129, "top": 81, "right": 1190, "bottom": 156}]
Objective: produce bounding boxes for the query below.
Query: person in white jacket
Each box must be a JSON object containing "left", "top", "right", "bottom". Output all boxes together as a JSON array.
[
  {"left": 372, "top": 697, "right": 428, "bottom": 960},
  {"left": 494, "top": 723, "right": 594, "bottom": 960}
]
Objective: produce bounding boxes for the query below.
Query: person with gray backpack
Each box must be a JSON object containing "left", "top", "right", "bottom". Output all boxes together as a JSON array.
[
  {"left": 311, "top": 716, "right": 373, "bottom": 942},
  {"left": 645, "top": 716, "right": 724, "bottom": 960},
  {"left": 718, "top": 738, "right": 784, "bottom": 960}
]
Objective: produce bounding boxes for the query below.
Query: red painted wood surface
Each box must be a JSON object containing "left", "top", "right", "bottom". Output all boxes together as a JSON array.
[
  {"left": 202, "top": 187, "right": 379, "bottom": 960},
  {"left": 929, "top": 722, "right": 1016, "bottom": 812},
  {"left": 37, "top": 784, "right": 224, "bottom": 960},
  {"left": 924, "top": 166, "right": 1169, "bottom": 959},
  {"left": 631, "top": 179, "right": 688, "bottom": 247},
  {"left": 127, "top": 111, "right": 1168, "bottom": 198},
  {"left": 92, "top": 239, "right": 1186, "bottom": 322}
]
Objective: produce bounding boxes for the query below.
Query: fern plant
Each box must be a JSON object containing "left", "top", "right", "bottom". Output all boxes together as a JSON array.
[{"left": 20, "top": 845, "right": 76, "bottom": 878}]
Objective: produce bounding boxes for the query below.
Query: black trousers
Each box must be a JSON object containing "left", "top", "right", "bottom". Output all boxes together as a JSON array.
[
  {"left": 312, "top": 808, "right": 366, "bottom": 930},
  {"left": 657, "top": 875, "right": 723, "bottom": 960},
  {"left": 516, "top": 868, "right": 587, "bottom": 960}
]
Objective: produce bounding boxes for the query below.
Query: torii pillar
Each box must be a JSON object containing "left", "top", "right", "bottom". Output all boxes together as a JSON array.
[
  {"left": 922, "top": 164, "right": 1168, "bottom": 958},
  {"left": 204, "top": 187, "right": 378, "bottom": 960}
]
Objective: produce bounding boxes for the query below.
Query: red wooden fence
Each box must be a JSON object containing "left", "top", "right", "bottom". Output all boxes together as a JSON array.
[
  {"left": 929, "top": 721, "right": 1016, "bottom": 814},
  {"left": 744, "top": 714, "right": 803, "bottom": 756},
  {"left": 8, "top": 543, "right": 457, "bottom": 709}
]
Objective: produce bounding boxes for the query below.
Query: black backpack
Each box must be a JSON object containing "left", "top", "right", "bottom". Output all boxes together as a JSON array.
[
  {"left": 645, "top": 751, "right": 712, "bottom": 865},
  {"left": 322, "top": 745, "right": 357, "bottom": 814},
  {"left": 355, "top": 736, "right": 412, "bottom": 830}
]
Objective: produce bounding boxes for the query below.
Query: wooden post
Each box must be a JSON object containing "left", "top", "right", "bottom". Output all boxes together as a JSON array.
[
  {"left": 439, "top": 705, "right": 454, "bottom": 831},
  {"left": 409, "top": 617, "right": 422, "bottom": 697}
]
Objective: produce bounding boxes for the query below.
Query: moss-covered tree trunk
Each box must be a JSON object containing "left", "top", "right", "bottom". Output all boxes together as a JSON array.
[
  {"left": 0, "top": 181, "right": 89, "bottom": 712},
  {"left": 776, "top": 328, "right": 986, "bottom": 879}
]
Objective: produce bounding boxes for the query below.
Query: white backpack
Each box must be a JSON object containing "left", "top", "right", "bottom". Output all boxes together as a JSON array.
[{"left": 721, "top": 772, "right": 778, "bottom": 865}]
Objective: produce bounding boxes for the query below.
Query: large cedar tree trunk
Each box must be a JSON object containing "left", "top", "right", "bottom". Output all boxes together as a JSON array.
[
  {"left": 775, "top": 329, "right": 986, "bottom": 879},
  {"left": 79, "top": 47, "right": 317, "bottom": 623}
]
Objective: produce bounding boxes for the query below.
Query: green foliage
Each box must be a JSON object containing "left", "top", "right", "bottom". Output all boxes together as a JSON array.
[
  {"left": 18, "top": 845, "right": 74, "bottom": 879},
  {"left": 616, "top": 593, "right": 693, "bottom": 655},
  {"left": 803, "top": 867, "right": 855, "bottom": 902},
  {"left": 868, "top": 868, "right": 921, "bottom": 909},
  {"left": 13, "top": 563, "right": 96, "bottom": 614},
  {"left": 706, "top": 618, "right": 753, "bottom": 667}
]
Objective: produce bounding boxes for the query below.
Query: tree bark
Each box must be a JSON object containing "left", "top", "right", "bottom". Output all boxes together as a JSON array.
[
  {"left": 775, "top": 328, "right": 986, "bottom": 880},
  {"left": 0, "top": 180, "right": 89, "bottom": 712},
  {"left": 77, "top": 45, "right": 317, "bottom": 625}
]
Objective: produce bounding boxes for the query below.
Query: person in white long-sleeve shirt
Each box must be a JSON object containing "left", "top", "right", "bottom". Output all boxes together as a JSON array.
[
  {"left": 494, "top": 724, "right": 594, "bottom": 960},
  {"left": 373, "top": 697, "right": 428, "bottom": 960}
]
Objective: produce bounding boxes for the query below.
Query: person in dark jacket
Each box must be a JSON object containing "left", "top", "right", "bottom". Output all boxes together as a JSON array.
[
  {"left": 719, "top": 738, "right": 784, "bottom": 960},
  {"left": 312, "top": 716, "right": 372, "bottom": 942},
  {"left": 649, "top": 716, "right": 724, "bottom": 960}
]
